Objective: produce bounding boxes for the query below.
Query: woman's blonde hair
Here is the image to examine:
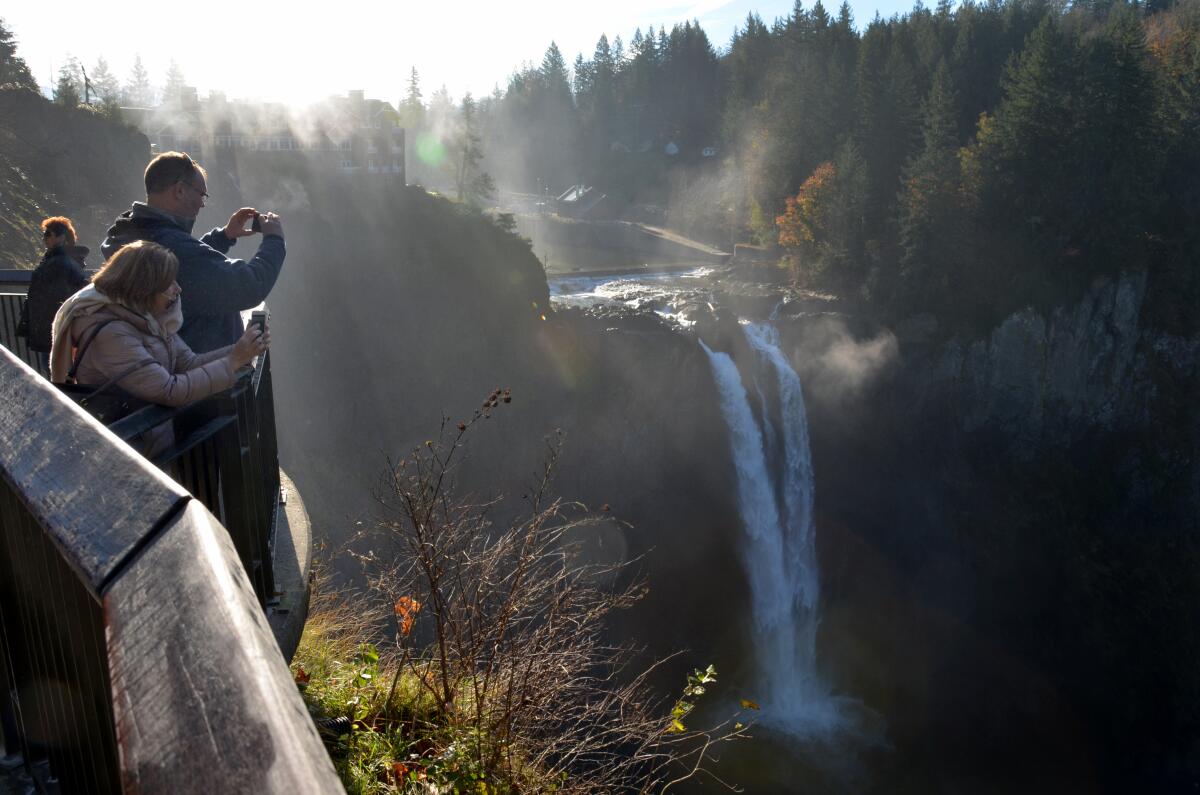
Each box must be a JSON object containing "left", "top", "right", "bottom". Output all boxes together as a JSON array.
[{"left": 92, "top": 241, "right": 179, "bottom": 314}]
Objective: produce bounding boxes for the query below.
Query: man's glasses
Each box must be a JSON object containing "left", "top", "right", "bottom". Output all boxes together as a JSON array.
[{"left": 180, "top": 180, "right": 208, "bottom": 199}]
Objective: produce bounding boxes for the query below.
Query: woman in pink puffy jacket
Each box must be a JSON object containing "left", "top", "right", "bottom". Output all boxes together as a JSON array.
[{"left": 49, "top": 240, "right": 268, "bottom": 454}]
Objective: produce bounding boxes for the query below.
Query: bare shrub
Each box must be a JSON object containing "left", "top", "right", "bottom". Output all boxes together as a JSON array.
[{"left": 351, "top": 389, "right": 748, "bottom": 793}]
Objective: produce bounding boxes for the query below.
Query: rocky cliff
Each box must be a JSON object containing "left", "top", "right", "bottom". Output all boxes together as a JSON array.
[
  {"left": 0, "top": 89, "right": 148, "bottom": 266},
  {"left": 778, "top": 269, "right": 1200, "bottom": 789},
  {"left": 210, "top": 164, "right": 747, "bottom": 664}
]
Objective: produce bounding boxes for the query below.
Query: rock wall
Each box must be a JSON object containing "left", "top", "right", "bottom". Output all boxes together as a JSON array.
[
  {"left": 232, "top": 168, "right": 745, "bottom": 671},
  {"left": 919, "top": 271, "right": 1198, "bottom": 458},
  {"left": 778, "top": 270, "right": 1200, "bottom": 789},
  {"left": 0, "top": 89, "right": 149, "bottom": 265}
]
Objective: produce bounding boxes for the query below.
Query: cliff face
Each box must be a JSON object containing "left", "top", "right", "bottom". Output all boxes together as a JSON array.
[
  {"left": 0, "top": 89, "right": 149, "bottom": 266},
  {"left": 230, "top": 167, "right": 743, "bottom": 664},
  {"left": 919, "top": 271, "right": 1197, "bottom": 458},
  {"left": 785, "top": 271, "right": 1200, "bottom": 788}
]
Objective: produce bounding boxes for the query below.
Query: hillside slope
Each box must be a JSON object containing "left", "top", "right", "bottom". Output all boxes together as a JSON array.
[{"left": 0, "top": 89, "right": 148, "bottom": 267}]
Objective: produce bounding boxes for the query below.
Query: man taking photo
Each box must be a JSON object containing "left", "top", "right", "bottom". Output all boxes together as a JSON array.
[{"left": 102, "top": 151, "right": 285, "bottom": 353}]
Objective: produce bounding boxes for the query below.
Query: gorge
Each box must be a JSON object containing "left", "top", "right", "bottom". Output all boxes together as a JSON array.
[{"left": 256, "top": 167, "right": 1197, "bottom": 789}]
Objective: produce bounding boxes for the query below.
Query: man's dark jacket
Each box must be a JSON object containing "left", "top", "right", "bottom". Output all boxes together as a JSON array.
[
  {"left": 24, "top": 246, "right": 88, "bottom": 352},
  {"left": 102, "top": 202, "right": 285, "bottom": 353}
]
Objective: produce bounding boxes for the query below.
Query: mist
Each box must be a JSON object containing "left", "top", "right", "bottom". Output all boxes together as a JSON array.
[{"left": 6, "top": 0, "right": 1198, "bottom": 789}]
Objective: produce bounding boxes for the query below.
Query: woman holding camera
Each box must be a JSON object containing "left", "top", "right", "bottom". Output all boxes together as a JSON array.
[{"left": 49, "top": 241, "right": 268, "bottom": 452}]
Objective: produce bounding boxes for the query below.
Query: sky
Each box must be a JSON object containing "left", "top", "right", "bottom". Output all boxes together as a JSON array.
[{"left": 4, "top": 0, "right": 916, "bottom": 108}]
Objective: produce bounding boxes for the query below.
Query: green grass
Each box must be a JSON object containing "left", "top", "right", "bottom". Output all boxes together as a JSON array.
[{"left": 290, "top": 593, "right": 531, "bottom": 794}]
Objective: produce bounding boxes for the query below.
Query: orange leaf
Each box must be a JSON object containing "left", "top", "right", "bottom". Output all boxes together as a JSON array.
[
  {"left": 392, "top": 762, "right": 408, "bottom": 782},
  {"left": 740, "top": 698, "right": 760, "bottom": 711},
  {"left": 294, "top": 667, "right": 311, "bottom": 685},
  {"left": 394, "top": 596, "right": 422, "bottom": 636}
]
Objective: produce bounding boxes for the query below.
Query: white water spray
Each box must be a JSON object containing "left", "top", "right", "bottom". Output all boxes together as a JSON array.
[{"left": 702, "top": 323, "right": 843, "bottom": 735}]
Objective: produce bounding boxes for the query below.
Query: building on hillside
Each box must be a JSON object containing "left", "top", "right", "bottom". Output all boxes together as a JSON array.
[
  {"left": 121, "top": 89, "right": 405, "bottom": 181},
  {"left": 555, "top": 185, "right": 609, "bottom": 219}
]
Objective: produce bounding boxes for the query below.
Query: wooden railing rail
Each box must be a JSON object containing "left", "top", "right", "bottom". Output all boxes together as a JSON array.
[{"left": 0, "top": 345, "right": 342, "bottom": 792}]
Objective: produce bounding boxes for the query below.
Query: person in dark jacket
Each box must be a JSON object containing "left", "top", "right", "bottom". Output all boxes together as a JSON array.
[
  {"left": 22, "top": 216, "right": 89, "bottom": 370},
  {"left": 101, "top": 150, "right": 285, "bottom": 353}
]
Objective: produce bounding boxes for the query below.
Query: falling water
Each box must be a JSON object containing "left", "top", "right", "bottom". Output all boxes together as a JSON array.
[{"left": 701, "top": 322, "right": 842, "bottom": 736}]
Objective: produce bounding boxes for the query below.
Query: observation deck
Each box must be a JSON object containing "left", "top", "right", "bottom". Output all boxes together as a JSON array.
[{"left": 0, "top": 272, "right": 340, "bottom": 793}]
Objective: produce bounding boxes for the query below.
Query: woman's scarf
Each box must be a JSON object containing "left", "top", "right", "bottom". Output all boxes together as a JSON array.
[{"left": 48, "top": 284, "right": 184, "bottom": 383}]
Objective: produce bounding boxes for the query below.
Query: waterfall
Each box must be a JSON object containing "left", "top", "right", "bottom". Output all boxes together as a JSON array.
[{"left": 701, "top": 323, "right": 842, "bottom": 736}]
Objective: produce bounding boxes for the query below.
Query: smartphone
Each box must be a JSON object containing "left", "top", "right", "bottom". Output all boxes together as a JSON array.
[
  {"left": 249, "top": 310, "right": 268, "bottom": 335},
  {"left": 250, "top": 212, "right": 262, "bottom": 233}
]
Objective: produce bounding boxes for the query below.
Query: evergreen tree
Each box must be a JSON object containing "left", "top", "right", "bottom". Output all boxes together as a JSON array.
[
  {"left": 856, "top": 25, "right": 921, "bottom": 235},
  {"left": 400, "top": 67, "right": 425, "bottom": 129},
  {"left": 53, "top": 60, "right": 82, "bottom": 107},
  {"left": 539, "top": 42, "right": 572, "bottom": 99},
  {"left": 1070, "top": 2, "right": 1160, "bottom": 257},
  {"left": 898, "top": 60, "right": 967, "bottom": 312},
  {"left": 573, "top": 53, "right": 591, "bottom": 96},
  {"left": 0, "top": 17, "right": 37, "bottom": 91},
  {"left": 428, "top": 84, "right": 455, "bottom": 123},
  {"left": 162, "top": 59, "right": 187, "bottom": 104},
  {"left": 964, "top": 15, "right": 1078, "bottom": 252},
  {"left": 453, "top": 93, "right": 496, "bottom": 206},
  {"left": 721, "top": 13, "right": 771, "bottom": 142},
  {"left": 90, "top": 57, "right": 120, "bottom": 103},
  {"left": 526, "top": 42, "right": 579, "bottom": 189},
  {"left": 124, "top": 55, "right": 153, "bottom": 106}
]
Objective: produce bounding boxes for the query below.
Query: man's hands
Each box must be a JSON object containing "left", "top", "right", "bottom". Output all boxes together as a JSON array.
[
  {"left": 222, "top": 208, "right": 285, "bottom": 240},
  {"left": 223, "top": 208, "right": 259, "bottom": 239},
  {"left": 257, "top": 212, "right": 284, "bottom": 238}
]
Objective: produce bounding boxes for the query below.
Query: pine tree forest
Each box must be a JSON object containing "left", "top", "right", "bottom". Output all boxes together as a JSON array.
[{"left": 460, "top": 0, "right": 1200, "bottom": 333}]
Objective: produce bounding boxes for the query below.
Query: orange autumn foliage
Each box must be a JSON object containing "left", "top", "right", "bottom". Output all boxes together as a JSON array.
[
  {"left": 776, "top": 162, "right": 837, "bottom": 250},
  {"left": 394, "top": 595, "right": 422, "bottom": 637}
]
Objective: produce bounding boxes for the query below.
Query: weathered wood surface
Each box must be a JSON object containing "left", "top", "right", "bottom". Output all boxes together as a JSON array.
[
  {"left": 105, "top": 500, "right": 343, "bottom": 793},
  {"left": 0, "top": 480, "right": 121, "bottom": 790},
  {"left": 0, "top": 346, "right": 188, "bottom": 596}
]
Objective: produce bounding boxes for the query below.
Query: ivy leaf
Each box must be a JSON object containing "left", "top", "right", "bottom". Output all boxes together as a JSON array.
[
  {"left": 740, "top": 698, "right": 760, "bottom": 711},
  {"left": 668, "top": 718, "right": 687, "bottom": 734}
]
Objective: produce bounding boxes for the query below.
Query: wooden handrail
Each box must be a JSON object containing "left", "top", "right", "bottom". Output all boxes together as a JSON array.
[{"left": 0, "top": 345, "right": 342, "bottom": 792}]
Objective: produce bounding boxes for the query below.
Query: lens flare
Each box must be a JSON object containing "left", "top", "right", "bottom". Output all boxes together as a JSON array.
[{"left": 415, "top": 133, "right": 446, "bottom": 166}]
